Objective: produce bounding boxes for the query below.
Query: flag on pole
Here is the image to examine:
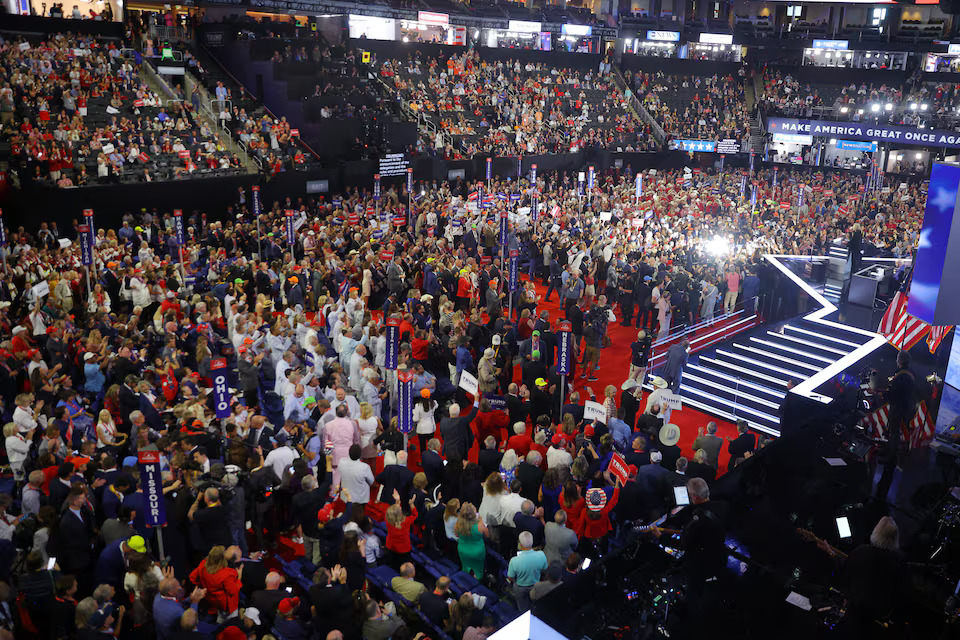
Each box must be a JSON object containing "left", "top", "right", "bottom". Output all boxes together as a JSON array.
[
  {"left": 878, "top": 291, "right": 930, "bottom": 351},
  {"left": 927, "top": 325, "right": 954, "bottom": 354}
]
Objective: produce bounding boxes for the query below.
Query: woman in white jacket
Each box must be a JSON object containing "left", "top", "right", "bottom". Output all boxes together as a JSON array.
[
  {"left": 413, "top": 390, "right": 438, "bottom": 453},
  {"left": 4, "top": 422, "right": 33, "bottom": 481}
]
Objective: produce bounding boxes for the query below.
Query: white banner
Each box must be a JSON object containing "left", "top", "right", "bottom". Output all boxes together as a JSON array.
[{"left": 661, "top": 391, "right": 683, "bottom": 411}]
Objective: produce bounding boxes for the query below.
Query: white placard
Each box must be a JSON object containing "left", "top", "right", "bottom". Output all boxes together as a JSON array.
[
  {"left": 599, "top": 211, "right": 612, "bottom": 222},
  {"left": 106, "top": 106, "right": 119, "bottom": 114},
  {"left": 661, "top": 391, "right": 683, "bottom": 411},
  {"left": 550, "top": 224, "right": 560, "bottom": 233},
  {"left": 785, "top": 592, "right": 812, "bottom": 611},
  {"left": 102, "top": 143, "right": 115, "bottom": 154},
  {"left": 19, "top": 42, "right": 30, "bottom": 51},
  {"left": 31, "top": 281, "right": 50, "bottom": 299},
  {"left": 458, "top": 370, "right": 479, "bottom": 396},
  {"left": 584, "top": 400, "right": 606, "bottom": 424},
  {"left": 823, "top": 457, "right": 847, "bottom": 467}
]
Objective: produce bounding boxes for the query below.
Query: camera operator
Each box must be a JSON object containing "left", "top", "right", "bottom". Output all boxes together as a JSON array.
[{"left": 187, "top": 485, "right": 232, "bottom": 557}]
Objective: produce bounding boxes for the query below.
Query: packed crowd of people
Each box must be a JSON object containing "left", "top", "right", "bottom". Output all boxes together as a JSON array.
[
  {"left": 630, "top": 69, "right": 749, "bottom": 143},
  {"left": 758, "top": 69, "right": 907, "bottom": 123},
  {"left": 0, "top": 156, "right": 924, "bottom": 639},
  {"left": 380, "top": 50, "right": 659, "bottom": 159},
  {"left": 0, "top": 33, "right": 249, "bottom": 188}
]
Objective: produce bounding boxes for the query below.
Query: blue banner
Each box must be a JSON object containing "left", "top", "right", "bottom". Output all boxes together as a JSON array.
[
  {"left": 397, "top": 370, "right": 414, "bottom": 433},
  {"left": 406, "top": 168, "right": 413, "bottom": 194},
  {"left": 252, "top": 185, "right": 261, "bottom": 216},
  {"left": 798, "top": 185, "right": 805, "bottom": 208},
  {"left": 531, "top": 194, "right": 538, "bottom": 223},
  {"left": 674, "top": 139, "right": 716, "bottom": 152},
  {"left": 836, "top": 139, "right": 877, "bottom": 152},
  {"left": 587, "top": 166, "right": 595, "bottom": 190},
  {"left": 79, "top": 224, "right": 93, "bottom": 266},
  {"left": 635, "top": 173, "right": 642, "bottom": 199},
  {"left": 499, "top": 212, "right": 508, "bottom": 246},
  {"left": 285, "top": 210, "right": 296, "bottom": 246},
  {"left": 211, "top": 358, "right": 231, "bottom": 419},
  {"left": 385, "top": 317, "right": 400, "bottom": 370},
  {"left": 374, "top": 174, "right": 381, "bottom": 201},
  {"left": 509, "top": 249, "right": 519, "bottom": 291},
  {"left": 739, "top": 175, "right": 746, "bottom": 199},
  {"left": 749, "top": 150, "right": 755, "bottom": 174},
  {"left": 719, "top": 155, "right": 725, "bottom": 173},
  {"left": 773, "top": 168, "right": 778, "bottom": 187},
  {"left": 137, "top": 450, "right": 167, "bottom": 527},
  {"left": 557, "top": 321, "right": 573, "bottom": 376},
  {"left": 173, "top": 210, "right": 185, "bottom": 246},
  {"left": 530, "top": 164, "right": 537, "bottom": 185},
  {"left": 768, "top": 117, "right": 960, "bottom": 149},
  {"left": 484, "top": 394, "right": 507, "bottom": 411},
  {"left": 0, "top": 214, "right": 6, "bottom": 247},
  {"left": 751, "top": 186, "right": 757, "bottom": 209},
  {"left": 486, "top": 157, "right": 492, "bottom": 181}
]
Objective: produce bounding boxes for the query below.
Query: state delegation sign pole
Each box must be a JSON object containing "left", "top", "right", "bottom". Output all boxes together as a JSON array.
[
  {"left": 557, "top": 321, "right": 572, "bottom": 420},
  {"left": 138, "top": 450, "right": 167, "bottom": 559}
]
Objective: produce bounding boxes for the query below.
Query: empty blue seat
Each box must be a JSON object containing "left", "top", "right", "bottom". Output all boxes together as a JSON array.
[{"left": 368, "top": 565, "right": 399, "bottom": 589}]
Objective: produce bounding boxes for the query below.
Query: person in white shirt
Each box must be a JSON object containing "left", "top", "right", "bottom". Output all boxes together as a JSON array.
[
  {"left": 264, "top": 444, "right": 300, "bottom": 480},
  {"left": 337, "top": 444, "right": 374, "bottom": 504},
  {"left": 330, "top": 387, "right": 360, "bottom": 420},
  {"left": 349, "top": 345, "right": 367, "bottom": 391},
  {"left": 13, "top": 393, "right": 45, "bottom": 434}
]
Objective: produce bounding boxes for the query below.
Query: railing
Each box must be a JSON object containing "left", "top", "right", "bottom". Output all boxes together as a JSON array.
[
  {"left": 613, "top": 66, "right": 666, "bottom": 144},
  {"left": 371, "top": 70, "right": 454, "bottom": 150},
  {"left": 150, "top": 25, "right": 189, "bottom": 43},
  {"left": 648, "top": 296, "right": 761, "bottom": 366}
]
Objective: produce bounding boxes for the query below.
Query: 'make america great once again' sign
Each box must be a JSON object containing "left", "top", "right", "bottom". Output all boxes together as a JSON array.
[{"left": 767, "top": 117, "right": 960, "bottom": 148}]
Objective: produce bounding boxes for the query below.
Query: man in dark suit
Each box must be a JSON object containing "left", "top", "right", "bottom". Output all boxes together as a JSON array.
[
  {"left": 438, "top": 402, "right": 478, "bottom": 460},
  {"left": 516, "top": 453, "right": 545, "bottom": 502},
  {"left": 631, "top": 454, "right": 673, "bottom": 518},
  {"left": 420, "top": 439, "right": 445, "bottom": 490},
  {"left": 56, "top": 487, "right": 97, "bottom": 590},
  {"left": 309, "top": 566, "right": 354, "bottom": 639},
  {"left": 726, "top": 420, "right": 756, "bottom": 468},
  {"left": 513, "top": 500, "right": 545, "bottom": 548},
  {"left": 245, "top": 416, "right": 275, "bottom": 451},
  {"left": 377, "top": 451, "right": 415, "bottom": 506},
  {"left": 624, "top": 435, "right": 651, "bottom": 468},
  {"left": 561, "top": 391, "right": 585, "bottom": 425},
  {"left": 118, "top": 375, "right": 141, "bottom": 433},
  {"left": 418, "top": 577, "right": 453, "bottom": 627},
  {"left": 478, "top": 436, "right": 503, "bottom": 479},
  {"left": 505, "top": 384, "right": 529, "bottom": 427},
  {"left": 635, "top": 405, "right": 664, "bottom": 440}
]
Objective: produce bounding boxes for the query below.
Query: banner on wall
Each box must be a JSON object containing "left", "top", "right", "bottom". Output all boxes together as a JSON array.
[{"left": 768, "top": 117, "right": 960, "bottom": 148}]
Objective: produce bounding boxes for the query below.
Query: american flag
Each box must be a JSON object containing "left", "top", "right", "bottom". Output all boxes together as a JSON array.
[
  {"left": 878, "top": 291, "right": 930, "bottom": 352},
  {"left": 860, "top": 400, "right": 934, "bottom": 449},
  {"left": 927, "top": 325, "right": 954, "bottom": 354}
]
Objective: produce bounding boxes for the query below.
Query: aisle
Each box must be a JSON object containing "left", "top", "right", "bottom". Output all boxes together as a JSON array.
[{"left": 522, "top": 276, "right": 742, "bottom": 475}]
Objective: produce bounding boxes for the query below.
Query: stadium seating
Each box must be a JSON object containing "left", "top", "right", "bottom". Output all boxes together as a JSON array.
[{"left": 632, "top": 70, "right": 749, "bottom": 142}]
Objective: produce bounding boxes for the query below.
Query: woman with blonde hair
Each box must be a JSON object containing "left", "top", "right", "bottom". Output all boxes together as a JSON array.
[
  {"left": 357, "top": 402, "right": 380, "bottom": 464},
  {"left": 443, "top": 498, "right": 461, "bottom": 545},
  {"left": 95, "top": 408, "right": 126, "bottom": 453},
  {"left": 455, "top": 502, "right": 488, "bottom": 578},
  {"left": 603, "top": 385, "right": 618, "bottom": 422},
  {"left": 188, "top": 545, "right": 242, "bottom": 621},
  {"left": 4, "top": 422, "right": 32, "bottom": 481},
  {"left": 499, "top": 449, "right": 520, "bottom": 486},
  {"left": 383, "top": 491, "right": 418, "bottom": 570},
  {"left": 479, "top": 471, "right": 506, "bottom": 534}
]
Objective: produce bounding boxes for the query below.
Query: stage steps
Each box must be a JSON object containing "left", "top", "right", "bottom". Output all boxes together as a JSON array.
[{"left": 644, "top": 315, "right": 872, "bottom": 436}]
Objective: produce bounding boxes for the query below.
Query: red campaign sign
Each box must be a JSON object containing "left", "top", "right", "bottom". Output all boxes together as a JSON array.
[
  {"left": 291, "top": 129, "right": 300, "bottom": 137},
  {"left": 392, "top": 217, "right": 406, "bottom": 226},
  {"left": 779, "top": 202, "right": 791, "bottom": 209},
  {"left": 427, "top": 227, "right": 435, "bottom": 237},
  {"left": 348, "top": 214, "right": 359, "bottom": 225},
  {"left": 838, "top": 206, "right": 849, "bottom": 215},
  {"left": 557, "top": 320, "right": 572, "bottom": 332},
  {"left": 480, "top": 255, "right": 492, "bottom": 265},
  {"left": 137, "top": 450, "right": 161, "bottom": 465},
  {"left": 386, "top": 317, "right": 401, "bottom": 328},
  {"left": 178, "top": 150, "right": 190, "bottom": 159},
  {"left": 812, "top": 185, "right": 822, "bottom": 192},
  {"left": 380, "top": 250, "right": 394, "bottom": 261},
  {"left": 848, "top": 195, "right": 860, "bottom": 202},
  {"left": 210, "top": 358, "right": 227, "bottom": 370},
  {"left": 609, "top": 452, "right": 630, "bottom": 486},
  {"left": 824, "top": 190, "right": 834, "bottom": 196}
]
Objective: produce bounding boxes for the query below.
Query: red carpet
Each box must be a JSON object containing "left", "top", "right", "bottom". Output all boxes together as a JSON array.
[{"left": 520, "top": 277, "right": 741, "bottom": 475}]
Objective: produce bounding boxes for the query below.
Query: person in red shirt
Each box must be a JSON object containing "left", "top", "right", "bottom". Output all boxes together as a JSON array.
[
  {"left": 384, "top": 491, "right": 418, "bottom": 571},
  {"left": 474, "top": 399, "right": 509, "bottom": 447},
  {"left": 506, "top": 422, "right": 533, "bottom": 458},
  {"left": 411, "top": 328, "right": 433, "bottom": 365},
  {"left": 581, "top": 486, "right": 620, "bottom": 543},
  {"left": 188, "top": 545, "right": 243, "bottom": 620}
]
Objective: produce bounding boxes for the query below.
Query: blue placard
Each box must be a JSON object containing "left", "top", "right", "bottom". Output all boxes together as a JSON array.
[
  {"left": 397, "top": 370, "right": 414, "bottom": 433},
  {"left": 385, "top": 317, "right": 400, "bottom": 370},
  {"left": 499, "top": 212, "right": 508, "bottom": 246},
  {"left": 836, "top": 139, "right": 878, "bottom": 152},
  {"left": 812, "top": 39, "right": 848, "bottom": 50},
  {"left": 674, "top": 139, "right": 717, "bottom": 152},
  {"left": 211, "top": 358, "right": 231, "bottom": 419},
  {"left": 173, "top": 210, "right": 185, "bottom": 246},
  {"left": 137, "top": 450, "right": 167, "bottom": 527},
  {"left": 557, "top": 321, "right": 573, "bottom": 376},
  {"left": 485, "top": 394, "right": 507, "bottom": 411},
  {"left": 79, "top": 224, "right": 92, "bottom": 266},
  {"left": 285, "top": 211, "right": 296, "bottom": 245},
  {"left": 486, "top": 157, "right": 492, "bottom": 181},
  {"left": 509, "top": 249, "right": 519, "bottom": 291}
]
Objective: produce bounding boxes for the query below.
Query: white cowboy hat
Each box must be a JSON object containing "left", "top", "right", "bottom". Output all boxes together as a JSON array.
[
  {"left": 659, "top": 423, "right": 681, "bottom": 447},
  {"left": 650, "top": 376, "right": 668, "bottom": 389}
]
